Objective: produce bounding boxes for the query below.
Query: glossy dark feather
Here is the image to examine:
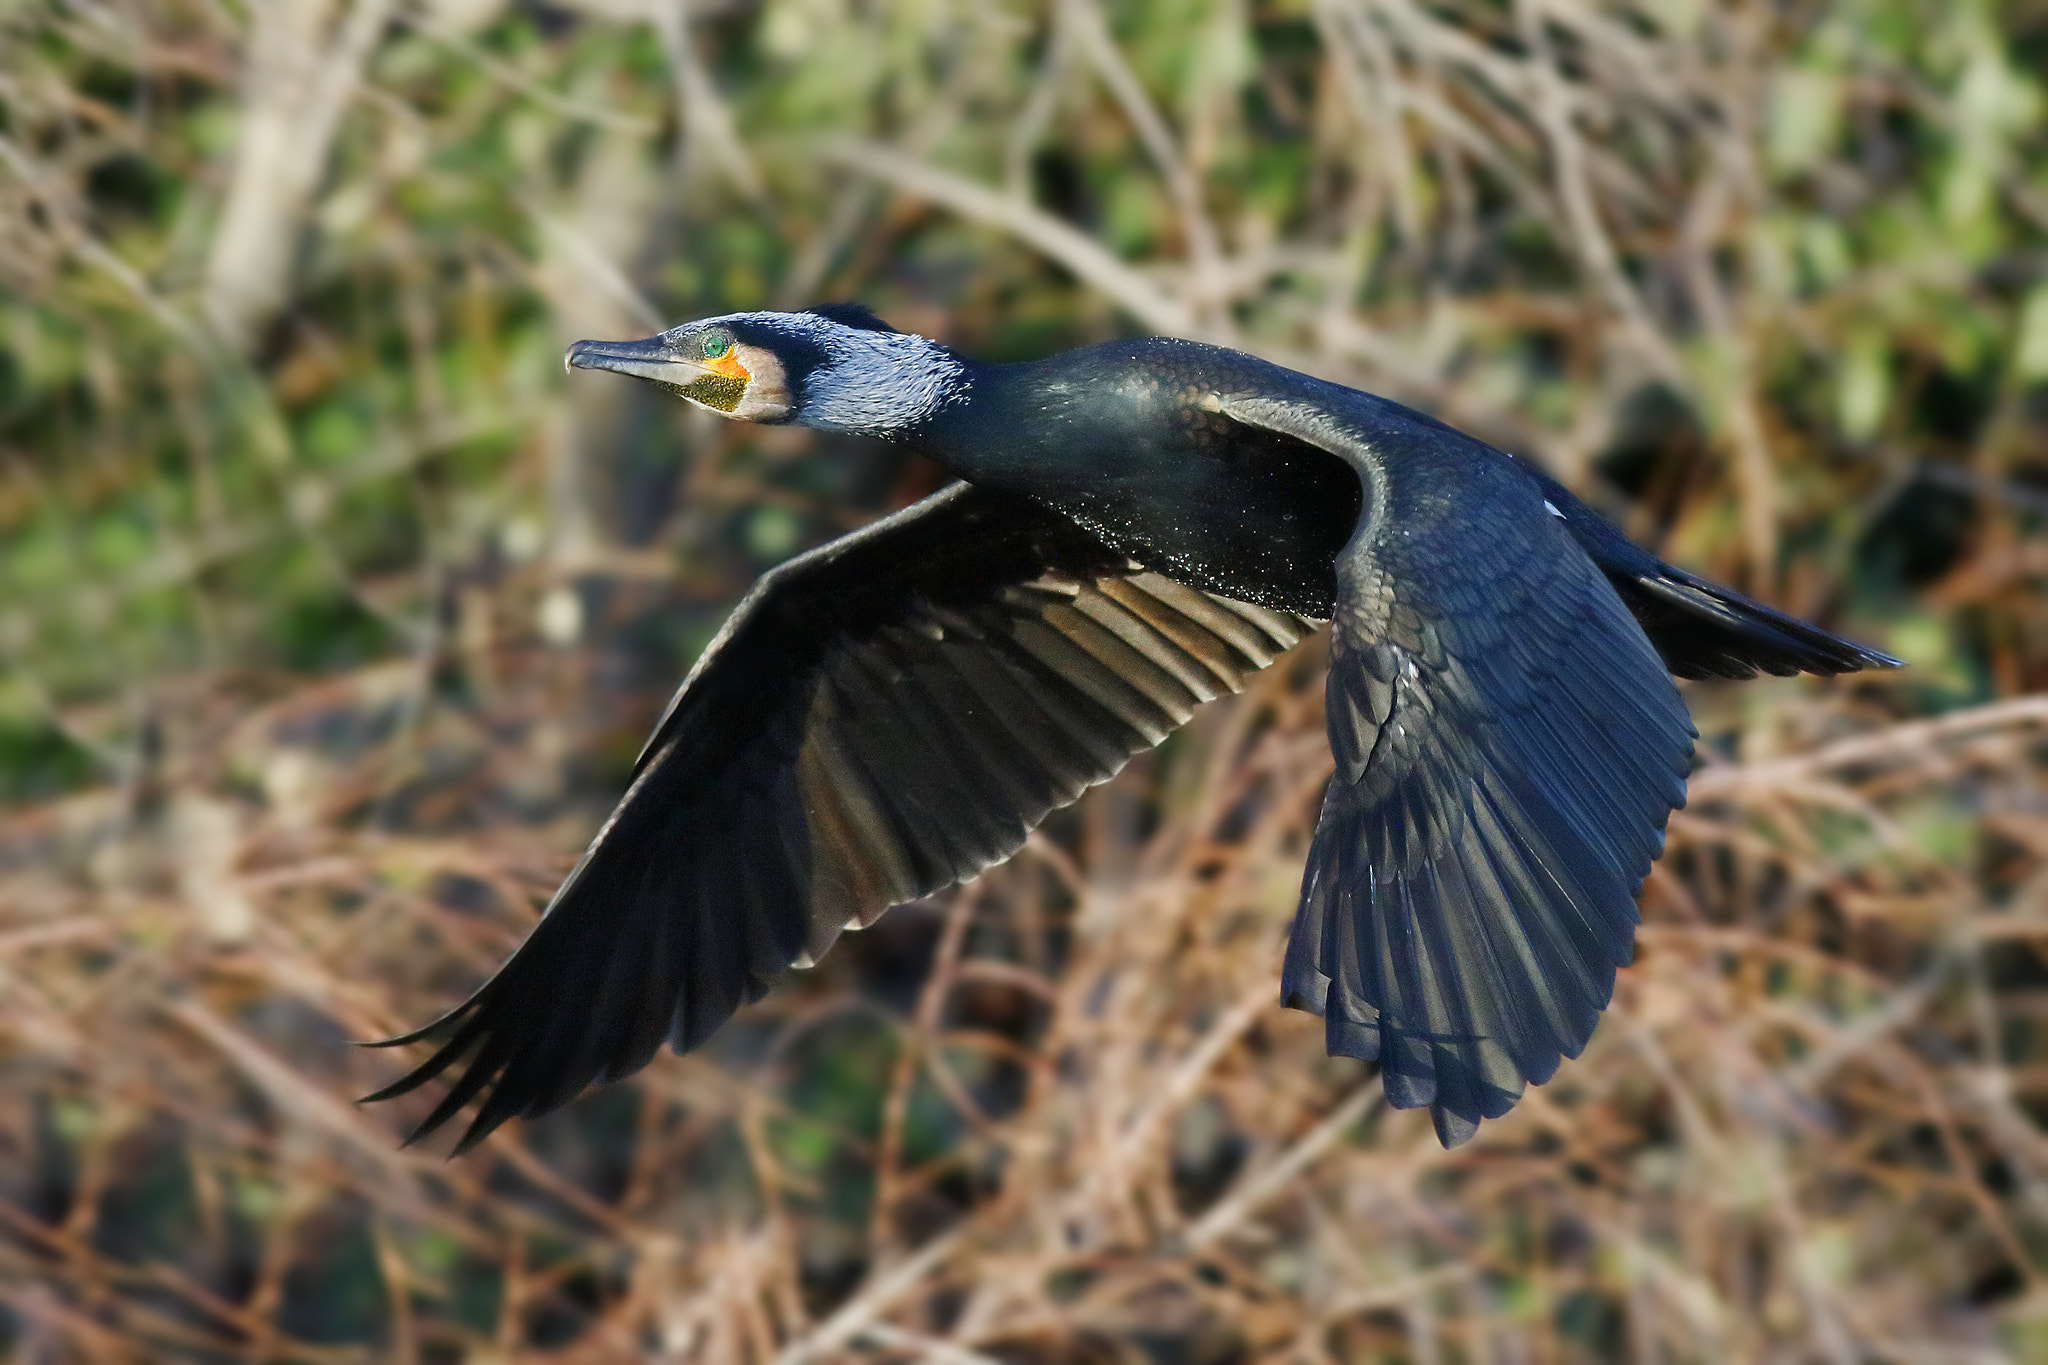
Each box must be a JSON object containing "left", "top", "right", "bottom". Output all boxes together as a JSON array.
[
  {"left": 1520, "top": 467, "right": 1901, "bottom": 680},
  {"left": 372, "top": 310, "right": 1899, "bottom": 1152},
  {"left": 366, "top": 482, "right": 1309, "bottom": 1151},
  {"left": 1216, "top": 391, "right": 1697, "bottom": 1146}
]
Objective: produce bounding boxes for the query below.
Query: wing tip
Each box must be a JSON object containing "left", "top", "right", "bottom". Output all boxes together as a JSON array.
[
  {"left": 1288, "top": 993, "right": 1556, "bottom": 1151},
  {"left": 1432, "top": 1107, "right": 1481, "bottom": 1148}
]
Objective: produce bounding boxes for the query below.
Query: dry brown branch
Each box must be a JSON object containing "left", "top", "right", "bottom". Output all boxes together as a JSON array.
[
  {"left": 817, "top": 139, "right": 1200, "bottom": 337},
  {"left": 4, "top": 0, "right": 2044, "bottom": 1358},
  {"left": 204, "top": 0, "right": 398, "bottom": 349}
]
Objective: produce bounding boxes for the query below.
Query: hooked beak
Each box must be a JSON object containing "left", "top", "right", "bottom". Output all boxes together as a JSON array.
[
  {"left": 566, "top": 330, "right": 764, "bottom": 417},
  {"left": 564, "top": 334, "right": 695, "bottom": 383}
]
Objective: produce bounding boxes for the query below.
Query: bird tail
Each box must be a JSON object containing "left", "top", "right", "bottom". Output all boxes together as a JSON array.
[
  {"left": 1522, "top": 466, "right": 1901, "bottom": 681},
  {"left": 1606, "top": 566, "right": 1902, "bottom": 680}
]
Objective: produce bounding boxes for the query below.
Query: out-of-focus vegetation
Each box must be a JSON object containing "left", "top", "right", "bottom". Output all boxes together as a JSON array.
[{"left": 3, "top": 0, "right": 2048, "bottom": 1358}]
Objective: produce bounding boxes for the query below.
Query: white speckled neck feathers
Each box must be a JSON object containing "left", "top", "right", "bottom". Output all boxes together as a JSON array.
[{"left": 727, "top": 311, "right": 970, "bottom": 436}]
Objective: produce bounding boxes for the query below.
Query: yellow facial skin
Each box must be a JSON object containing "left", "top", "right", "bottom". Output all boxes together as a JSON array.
[
  {"left": 721, "top": 343, "right": 792, "bottom": 423},
  {"left": 703, "top": 348, "right": 750, "bottom": 382},
  {"left": 677, "top": 335, "right": 751, "bottom": 412}
]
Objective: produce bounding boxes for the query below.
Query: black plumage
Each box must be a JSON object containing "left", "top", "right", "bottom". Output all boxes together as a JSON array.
[{"left": 366, "top": 307, "right": 1898, "bottom": 1151}]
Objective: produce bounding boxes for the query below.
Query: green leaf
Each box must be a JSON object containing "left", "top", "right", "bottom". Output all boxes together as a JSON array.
[
  {"left": 1837, "top": 334, "right": 1889, "bottom": 441},
  {"left": 2015, "top": 285, "right": 2048, "bottom": 383},
  {"left": 1765, "top": 70, "right": 1840, "bottom": 178}
]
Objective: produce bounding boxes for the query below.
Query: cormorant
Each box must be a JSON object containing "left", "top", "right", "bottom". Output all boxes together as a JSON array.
[{"left": 366, "top": 305, "right": 1899, "bottom": 1151}]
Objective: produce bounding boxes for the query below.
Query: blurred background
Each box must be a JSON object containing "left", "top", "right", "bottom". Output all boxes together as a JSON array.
[{"left": 3, "top": 0, "right": 2047, "bottom": 1358}]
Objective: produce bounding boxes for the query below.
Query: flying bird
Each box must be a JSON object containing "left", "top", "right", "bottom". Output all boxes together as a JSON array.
[{"left": 367, "top": 305, "right": 1899, "bottom": 1150}]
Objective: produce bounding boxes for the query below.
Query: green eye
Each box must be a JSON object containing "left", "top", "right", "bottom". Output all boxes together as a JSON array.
[{"left": 702, "top": 332, "right": 730, "bottom": 360}]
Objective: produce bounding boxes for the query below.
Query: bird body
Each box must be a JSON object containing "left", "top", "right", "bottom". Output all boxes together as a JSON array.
[
  {"left": 369, "top": 307, "right": 1898, "bottom": 1151},
  {"left": 915, "top": 337, "right": 1362, "bottom": 615}
]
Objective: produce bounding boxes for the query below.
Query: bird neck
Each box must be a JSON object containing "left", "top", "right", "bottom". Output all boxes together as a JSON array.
[
  {"left": 898, "top": 352, "right": 1083, "bottom": 480},
  {"left": 901, "top": 343, "right": 1198, "bottom": 499},
  {"left": 892, "top": 337, "right": 1369, "bottom": 617},
  {"left": 796, "top": 330, "right": 976, "bottom": 436}
]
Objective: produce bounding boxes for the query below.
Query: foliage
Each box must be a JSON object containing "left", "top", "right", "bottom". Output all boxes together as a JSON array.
[{"left": 2, "top": 0, "right": 2048, "bottom": 1359}]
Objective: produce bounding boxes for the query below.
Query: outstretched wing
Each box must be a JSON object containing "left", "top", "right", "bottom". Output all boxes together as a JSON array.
[
  {"left": 1215, "top": 392, "right": 1698, "bottom": 1147},
  {"left": 367, "top": 482, "right": 1310, "bottom": 1151}
]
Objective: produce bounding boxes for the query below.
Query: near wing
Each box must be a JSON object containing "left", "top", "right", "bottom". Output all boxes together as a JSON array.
[
  {"left": 366, "top": 482, "right": 1310, "bottom": 1151},
  {"left": 1216, "top": 393, "right": 1698, "bottom": 1147}
]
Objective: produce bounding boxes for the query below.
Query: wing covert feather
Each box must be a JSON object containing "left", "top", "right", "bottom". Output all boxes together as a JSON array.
[{"left": 368, "top": 483, "right": 1310, "bottom": 1151}]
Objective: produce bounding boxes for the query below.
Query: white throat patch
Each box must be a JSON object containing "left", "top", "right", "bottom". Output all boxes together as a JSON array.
[{"left": 724, "top": 312, "right": 968, "bottom": 435}]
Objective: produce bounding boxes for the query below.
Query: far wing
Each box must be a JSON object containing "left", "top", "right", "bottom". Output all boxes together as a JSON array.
[
  {"left": 367, "top": 482, "right": 1310, "bottom": 1151},
  {"left": 1216, "top": 393, "right": 1696, "bottom": 1146}
]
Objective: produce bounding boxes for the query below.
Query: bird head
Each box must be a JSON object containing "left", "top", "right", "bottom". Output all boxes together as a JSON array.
[{"left": 565, "top": 305, "right": 967, "bottom": 436}]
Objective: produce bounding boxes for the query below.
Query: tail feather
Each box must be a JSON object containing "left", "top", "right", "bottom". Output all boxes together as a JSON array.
[
  {"left": 1520, "top": 465, "right": 1902, "bottom": 680},
  {"left": 1615, "top": 568, "right": 1899, "bottom": 680}
]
